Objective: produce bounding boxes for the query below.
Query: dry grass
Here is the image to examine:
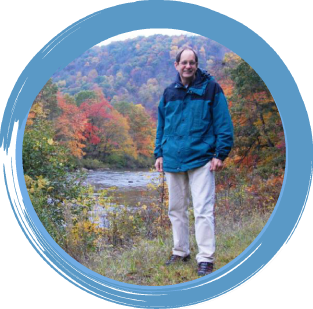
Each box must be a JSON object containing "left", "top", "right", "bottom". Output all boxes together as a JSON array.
[{"left": 81, "top": 212, "right": 270, "bottom": 286}]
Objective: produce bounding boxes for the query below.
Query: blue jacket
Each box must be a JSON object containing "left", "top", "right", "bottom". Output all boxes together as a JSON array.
[{"left": 154, "top": 68, "right": 234, "bottom": 172}]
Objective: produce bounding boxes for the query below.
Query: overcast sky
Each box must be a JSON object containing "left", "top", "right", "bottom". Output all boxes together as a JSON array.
[{"left": 97, "top": 28, "right": 199, "bottom": 46}]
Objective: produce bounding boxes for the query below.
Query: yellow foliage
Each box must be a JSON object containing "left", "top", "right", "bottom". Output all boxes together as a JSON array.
[
  {"left": 24, "top": 175, "right": 34, "bottom": 189},
  {"left": 26, "top": 102, "right": 47, "bottom": 126},
  {"left": 47, "top": 138, "right": 54, "bottom": 145},
  {"left": 24, "top": 174, "right": 50, "bottom": 199},
  {"left": 223, "top": 52, "right": 241, "bottom": 65}
]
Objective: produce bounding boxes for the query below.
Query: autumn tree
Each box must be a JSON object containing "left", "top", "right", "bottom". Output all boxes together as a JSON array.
[
  {"left": 114, "top": 101, "right": 156, "bottom": 157},
  {"left": 98, "top": 109, "right": 137, "bottom": 162},
  {"left": 75, "top": 90, "right": 97, "bottom": 106},
  {"left": 78, "top": 87, "right": 113, "bottom": 157},
  {"left": 55, "top": 93, "right": 88, "bottom": 158},
  {"left": 33, "top": 78, "right": 60, "bottom": 120},
  {"left": 23, "top": 99, "right": 78, "bottom": 213},
  {"left": 226, "top": 56, "right": 285, "bottom": 176},
  {"left": 138, "top": 78, "right": 163, "bottom": 111}
]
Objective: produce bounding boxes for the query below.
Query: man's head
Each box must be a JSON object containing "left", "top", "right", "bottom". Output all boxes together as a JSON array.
[
  {"left": 174, "top": 47, "right": 198, "bottom": 86},
  {"left": 175, "top": 46, "right": 198, "bottom": 63}
]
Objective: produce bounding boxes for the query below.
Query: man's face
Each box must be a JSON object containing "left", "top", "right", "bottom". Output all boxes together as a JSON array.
[{"left": 174, "top": 50, "right": 198, "bottom": 84}]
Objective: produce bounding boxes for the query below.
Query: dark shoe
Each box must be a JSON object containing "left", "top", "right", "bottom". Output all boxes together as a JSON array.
[
  {"left": 165, "top": 254, "right": 191, "bottom": 266},
  {"left": 197, "top": 262, "right": 214, "bottom": 276}
]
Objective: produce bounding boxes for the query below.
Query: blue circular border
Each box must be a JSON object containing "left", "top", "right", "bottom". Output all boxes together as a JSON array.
[{"left": 1, "top": 0, "right": 312, "bottom": 307}]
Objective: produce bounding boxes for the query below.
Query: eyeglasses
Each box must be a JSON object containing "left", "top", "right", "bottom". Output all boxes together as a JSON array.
[{"left": 179, "top": 61, "right": 197, "bottom": 66}]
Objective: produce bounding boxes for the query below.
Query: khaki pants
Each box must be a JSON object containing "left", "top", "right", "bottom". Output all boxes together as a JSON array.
[{"left": 165, "top": 161, "right": 215, "bottom": 263}]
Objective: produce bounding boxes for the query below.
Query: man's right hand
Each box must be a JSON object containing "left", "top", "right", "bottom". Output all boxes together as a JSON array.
[{"left": 155, "top": 157, "right": 163, "bottom": 172}]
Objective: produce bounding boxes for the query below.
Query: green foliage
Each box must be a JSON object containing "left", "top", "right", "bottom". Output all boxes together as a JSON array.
[
  {"left": 24, "top": 174, "right": 65, "bottom": 242},
  {"left": 105, "top": 153, "right": 127, "bottom": 168},
  {"left": 104, "top": 153, "right": 154, "bottom": 169},
  {"left": 75, "top": 90, "right": 97, "bottom": 106},
  {"left": 113, "top": 101, "right": 134, "bottom": 115},
  {"left": 230, "top": 60, "right": 270, "bottom": 96},
  {"left": 88, "top": 173, "right": 170, "bottom": 247},
  {"left": 23, "top": 102, "right": 86, "bottom": 248},
  {"left": 74, "top": 158, "right": 108, "bottom": 170},
  {"left": 23, "top": 104, "right": 70, "bottom": 191},
  {"left": 129, "top": 154, "right": 155, "bottom": 169},
  {"left": 33, "top": 78, "right": 60, "bottom": 120}
]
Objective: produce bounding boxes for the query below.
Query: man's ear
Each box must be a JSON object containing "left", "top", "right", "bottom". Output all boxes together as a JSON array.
[{"left": 174, "top": 62, "right": 178, "bottom": 70}]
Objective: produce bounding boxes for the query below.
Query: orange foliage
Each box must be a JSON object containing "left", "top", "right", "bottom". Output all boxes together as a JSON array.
[
  {"left": 246, "top": 91, "right": 273, "bottom": 104},
  {"left": 233, "top": 153, "right": 258, "bottom": 171},
  {"left": 56, "top": 93, "right": 88, "bottom": 158},
  {"left": 26, "top": 111, "right": 36, "bottom": 126},
  {"left": 128, "top": 104, "right": 156, "bottom": 157},
  {"left": 244, "top": 175, "right": 284, "bottom": 212},
  {"left": 219, "top": 80, "right": 234, "bottom": 98},
  {"left": 100, "top": 110, "right": 137, "bottom": 159}
]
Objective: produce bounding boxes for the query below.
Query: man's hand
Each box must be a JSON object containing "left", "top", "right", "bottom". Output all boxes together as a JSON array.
[
  {"left": 210, "top": 158, "right": 223, "bottom": 171},
  {"left": 155, "top": 157, "right": 163, "bottom": 172}
]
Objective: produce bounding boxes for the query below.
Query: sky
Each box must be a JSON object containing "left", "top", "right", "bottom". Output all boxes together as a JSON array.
[{"left": 97, "top": 28, "right": 199, "bottom": 46}]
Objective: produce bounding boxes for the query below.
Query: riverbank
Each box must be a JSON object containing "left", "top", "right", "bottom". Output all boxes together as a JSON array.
[
  {"left": 82, "top": 169, "right": 161, "bottom": 228},
  {"left": 81, "top": 212, "right": 269, "bottom": 286},
  {"left": 75, "top": 156, "right": 155, "bottom": 171}
]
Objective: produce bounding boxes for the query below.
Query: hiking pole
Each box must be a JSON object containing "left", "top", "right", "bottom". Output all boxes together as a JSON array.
[
  {"left": 160, "top": 171, "right": 165, "bottom": 233},
  {"left": 161, "top": 171, "right": 165, "bottom": 204}
]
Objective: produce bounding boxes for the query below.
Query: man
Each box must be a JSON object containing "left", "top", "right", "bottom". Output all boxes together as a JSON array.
[{"left": 154, "top": 46, "right": 233, "bottom": 276}]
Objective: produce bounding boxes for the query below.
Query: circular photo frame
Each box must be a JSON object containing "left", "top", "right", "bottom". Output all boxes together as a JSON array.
[{"left": 1, "top": 1, "right": 312, "bottom": 308}]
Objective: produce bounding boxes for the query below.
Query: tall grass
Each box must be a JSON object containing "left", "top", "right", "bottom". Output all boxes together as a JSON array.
[
  {"left": 81, "top": 212, "right": 270, "bottom": 286},
  {"left": 75, "top": 171, "right": 273, "bottom": 286},
  {"left": 28, "top": 170, "right": 277, "bottom": 286}
]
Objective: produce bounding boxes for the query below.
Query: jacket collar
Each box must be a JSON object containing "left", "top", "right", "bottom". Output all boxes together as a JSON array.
[{"left": 174, "top": 68, "right": 212, "bottom": 96}]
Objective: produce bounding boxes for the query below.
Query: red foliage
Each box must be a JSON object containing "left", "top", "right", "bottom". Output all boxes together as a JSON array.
[
  {"left": 56, "top": 93, "right": 88, "bottom": 158},
  {"left": 79, "top": 87, "right": 113, "bottom": 145}
]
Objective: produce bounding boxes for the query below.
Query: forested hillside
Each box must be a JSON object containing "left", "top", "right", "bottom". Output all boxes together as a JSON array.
[
  {"left": 28, "top": 34, "right": 285, "bottom": 175},
  {"left": 52, "top": 34, "right": 230, "bottom": 117}
]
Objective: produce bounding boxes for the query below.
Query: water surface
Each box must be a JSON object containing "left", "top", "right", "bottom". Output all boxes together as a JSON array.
[{"left": 83, "top": 169, "right": 163, "bottom": 227}]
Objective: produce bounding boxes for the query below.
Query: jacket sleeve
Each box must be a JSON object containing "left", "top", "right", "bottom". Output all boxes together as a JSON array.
[
  {"left": 212, "top": 83, "right": 234, "bottom": 161},
  {"left": 154, "top": 95, "right": 166, "bottom": 159}
]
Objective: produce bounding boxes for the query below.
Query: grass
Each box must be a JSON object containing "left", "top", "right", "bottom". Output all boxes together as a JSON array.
[{"left": 81, "top": 212, "right": 270, "bottom": 286}]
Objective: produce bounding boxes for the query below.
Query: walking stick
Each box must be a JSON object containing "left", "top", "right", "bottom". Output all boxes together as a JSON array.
[{"left": 160, "top": 171, "right": 165, "bottom": 233}]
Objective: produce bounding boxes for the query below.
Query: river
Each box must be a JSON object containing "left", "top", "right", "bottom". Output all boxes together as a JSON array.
[{"left": 83, "top": 169, "right": 162, "bottom": 227}]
